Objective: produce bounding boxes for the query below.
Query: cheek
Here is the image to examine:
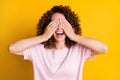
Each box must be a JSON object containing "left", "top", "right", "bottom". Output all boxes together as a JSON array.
[
  {"left": 53, "top": 33, "right": 57, "bottom": 40},
  {"left": 53, "top": 33, "right": 56, "bottom": 37}
]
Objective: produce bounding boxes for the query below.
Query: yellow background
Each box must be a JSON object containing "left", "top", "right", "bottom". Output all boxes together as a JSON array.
[{"left": 0, "top": 0, "right": 120, "bottom": 80}]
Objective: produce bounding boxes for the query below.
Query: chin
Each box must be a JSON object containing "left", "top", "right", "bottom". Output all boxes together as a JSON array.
[
  {"left": 55, "top": 38, "right": 65, "bottom": 42},
  {"left": 53, "top": 34, "right": 66, "bottom": 42}
]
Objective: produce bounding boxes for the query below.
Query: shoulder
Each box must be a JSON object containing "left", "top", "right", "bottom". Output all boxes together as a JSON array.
[
  {"left": 22, "top": 44, "right": 45, "bottom": 60},
  {"left": 70, "top": 43, "right": 91, "bottom": 53},
  {"left": 71, "top": 43, "right": 83, "bottom": 49},
  {"left": 71, "top": 43, "right": 93, "bottom": 60},
  {"left": 23, "top": 44, "right": 45, "bottom": 55}
]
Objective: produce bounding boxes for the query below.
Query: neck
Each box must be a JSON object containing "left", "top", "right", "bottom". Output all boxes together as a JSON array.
[{"left": 55, "top": 41, "right": 66, "bottom": 50}]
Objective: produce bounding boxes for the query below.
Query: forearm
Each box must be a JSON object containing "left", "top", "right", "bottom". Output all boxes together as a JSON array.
[
  {"left": 74, "top": 35, "right": 108, "bottom": 53},
  {"left": 9, "top": 35, "right": 46, "bottom": 54}
]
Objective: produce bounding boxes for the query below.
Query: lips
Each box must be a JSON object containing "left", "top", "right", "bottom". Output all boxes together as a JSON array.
[
  {"left": 54, "top": 30, "right": 66, "bottom": 39},
  {"left": 56, "top": 31, "right": 64, "bottom": 35},
  {"left": 56, "top": 31, "right": 63, "bottom": 35}
]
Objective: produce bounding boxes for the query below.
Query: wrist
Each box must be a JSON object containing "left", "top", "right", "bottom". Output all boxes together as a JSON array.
[
  {"left": 39, "top": 35, "right": 48, "bottom": 42},
  {"left": 70, "top": 34, "right": 79, "bottom": 42}
]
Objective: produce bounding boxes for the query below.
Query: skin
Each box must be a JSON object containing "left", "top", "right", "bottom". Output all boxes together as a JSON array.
[
  {"left": 8, "top": 13, "right": 108, "bottom": 56},
  {"left": 52, "top": 13, "right": 67, "bottom": 49}
]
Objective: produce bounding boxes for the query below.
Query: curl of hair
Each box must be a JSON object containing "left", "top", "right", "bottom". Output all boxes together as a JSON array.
[{"left": 36, "top": 5, "right": 82, "bottom": 48}]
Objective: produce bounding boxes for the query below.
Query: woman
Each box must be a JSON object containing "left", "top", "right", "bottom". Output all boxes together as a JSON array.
[{"left": 9, "top": 5, "right": 108, "bottom": 80}]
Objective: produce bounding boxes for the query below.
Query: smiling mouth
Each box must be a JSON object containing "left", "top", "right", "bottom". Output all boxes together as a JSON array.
[{"left": 56, "top": 31, "right": 64, "bottom": 35}]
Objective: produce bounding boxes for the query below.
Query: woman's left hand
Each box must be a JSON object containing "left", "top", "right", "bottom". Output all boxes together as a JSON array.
[{"left": 60, "top": 18, "right": 77, "bottom": 41}]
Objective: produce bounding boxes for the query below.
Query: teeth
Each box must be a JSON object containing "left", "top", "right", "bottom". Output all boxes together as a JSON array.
[
  {"left": 56, "top": 32, "right": 63, "bottom": 34},
  {"left": 56, "top": 31, "right": 64, "bottom": 35}
]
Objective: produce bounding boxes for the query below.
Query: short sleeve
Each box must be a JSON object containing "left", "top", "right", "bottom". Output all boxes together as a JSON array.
[
  {"left": 23, "top": 48, "right": 32, "bottom": 61},
  {"left": 22, "top": 44, "right": 44, "bottom": 61},
  {"left": 77, "top": 44, "right": 95, "bottom": 60},
  {"left": 83, "top": 48, "right": 95, "bottom": 60}
]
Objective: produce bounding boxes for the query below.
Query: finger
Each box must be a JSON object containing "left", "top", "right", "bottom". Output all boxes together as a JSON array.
[
  {"left": 60, "top": 18, "right": 72, "bottom": 28},
  {"left": 44, "top": 24, "right": 58, "bottom": 39},
  {"left": 60, "top": 18, "right": 74, "bottom": 32},
  {"left": 59, "top": 18, "right": 66, "bottom": 30},
  {"left": 60, "top": 21, "right": 69, "bottom": 34},
  {"left": 46, "top": 21, "right": 59, "bottom": 34},
  {"left": 60, "top": 18, "right": 70, "bottom": 32},
  {"left": 60, "top": 18, "right": 75, "bottom": 37},
  {"left": 48, "top": 24, "right": 58, "bottom": 36},
  {"left": 48, "top": 21, "right": 59, "bottom": 31},
  {"left": 45, "top": 23, "right": 58, "bottom": 34},
  {"left": 46, "top": 19, "right": 59, "bottom": 30},
  {"left": 49, "top": 23, "right": 58, "bottom": 32}
]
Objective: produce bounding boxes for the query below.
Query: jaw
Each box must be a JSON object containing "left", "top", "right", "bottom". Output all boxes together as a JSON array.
[{"left": 53, "top": 33, "right": 66, "bottom": 42}]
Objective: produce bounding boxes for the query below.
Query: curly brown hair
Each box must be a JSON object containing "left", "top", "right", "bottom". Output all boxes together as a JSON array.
[{"left": 36, "top": 5, "right": 82, "bottom": 49}]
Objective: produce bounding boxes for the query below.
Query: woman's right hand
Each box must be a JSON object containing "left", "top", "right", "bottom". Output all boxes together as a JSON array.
[{"left": 42, "top": 19, "right": 59, "bottom": 41}]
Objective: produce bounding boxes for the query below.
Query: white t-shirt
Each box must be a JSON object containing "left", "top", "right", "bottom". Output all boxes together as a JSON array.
[{"left": 23, "top": 43, "right": 94, "bottom": 80}]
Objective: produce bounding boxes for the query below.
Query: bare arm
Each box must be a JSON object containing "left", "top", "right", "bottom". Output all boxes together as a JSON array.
[
  {"left": 60, "top": 18, "right": 108, "bottom": 54},
  {"left": 9, "top": 19, "right": 59, "bottom": 55},
  {"left": 72, "top": 35, "right": 108, "bottom": 54},
  {"left": 8, "top": 36, "right": 46, "bottom": 55}
]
